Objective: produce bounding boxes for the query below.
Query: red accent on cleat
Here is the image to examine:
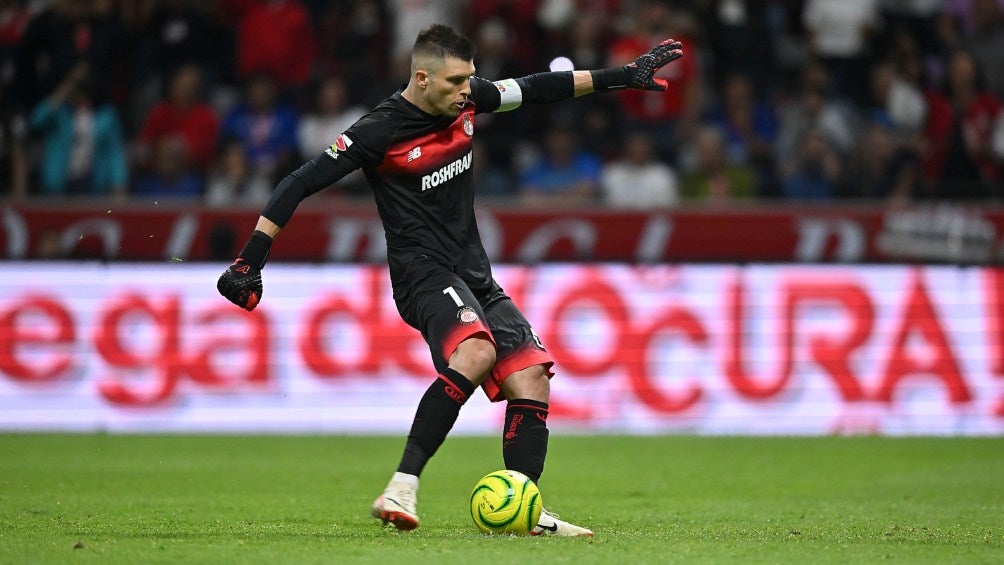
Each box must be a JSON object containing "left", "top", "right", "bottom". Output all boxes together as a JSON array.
[
  {"left": 245, "top": 292, "right": 259, "bottom": 310},
  {"left": 372, "top": 494, "right": 419, "bottom": 531},
  {"left": 379, "top": 510, "right": 419, "bottom": 531}
]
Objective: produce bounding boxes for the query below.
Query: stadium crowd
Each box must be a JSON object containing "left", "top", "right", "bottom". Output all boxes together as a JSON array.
[{"left": 1, "top": 0, "right": 1003, "bottom": 208}]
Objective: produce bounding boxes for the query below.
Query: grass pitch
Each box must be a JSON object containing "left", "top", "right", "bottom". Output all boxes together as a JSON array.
[{"left": 1, "top": 434, "right": 1001, "bottom": 564}]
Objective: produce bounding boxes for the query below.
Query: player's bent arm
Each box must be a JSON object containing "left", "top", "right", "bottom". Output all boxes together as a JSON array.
[{"left": 217, "top": 151, "right": 360, "bottom": 311}]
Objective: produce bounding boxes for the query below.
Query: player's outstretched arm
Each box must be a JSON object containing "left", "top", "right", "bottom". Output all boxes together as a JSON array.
[{"left": 489, "top": 39, "right": 683, "bottom": 111}]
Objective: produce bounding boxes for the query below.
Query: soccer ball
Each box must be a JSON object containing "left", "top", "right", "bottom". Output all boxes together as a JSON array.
[{"left": 469, "top": 469, "right": 542, "bottom": 535}]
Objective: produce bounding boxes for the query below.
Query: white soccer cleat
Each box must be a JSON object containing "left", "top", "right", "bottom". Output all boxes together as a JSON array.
[
  {"left": 531, "top": 508, "right": 594, "bottom": 538},
  {"left": 371, "top": 472, "right": 420, "bottom": 531}
]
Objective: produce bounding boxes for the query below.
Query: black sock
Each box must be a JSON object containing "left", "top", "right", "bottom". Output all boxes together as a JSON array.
[
  {"left": 502, "top": 399, "right": 549, "bottom": 485},
  {"left": 397, "top": 368, "right": 477, "bottom": 476}
]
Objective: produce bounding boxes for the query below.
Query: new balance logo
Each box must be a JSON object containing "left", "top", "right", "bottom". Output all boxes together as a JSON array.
[
  {"left": 235, "top": 264, "right": 250, "bottom": 274},
  {"left": 407, "top": 146, "right": 422, "bottom": 162}
]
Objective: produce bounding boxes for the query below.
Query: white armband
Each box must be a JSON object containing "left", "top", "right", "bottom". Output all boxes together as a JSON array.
[{"left": 492, "top": 79, "right": 523, "bottom": 112}]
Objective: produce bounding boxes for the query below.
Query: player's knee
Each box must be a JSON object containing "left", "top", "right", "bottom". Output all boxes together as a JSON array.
[
  {"left": 450, "top": 336, "right": 497, "bottom": 379},
  {"left": 466, "top": 338, "right": 497, "bottom": 374},
  {"left": 501, "top": 364, "right": 550, "bottom": 402}
]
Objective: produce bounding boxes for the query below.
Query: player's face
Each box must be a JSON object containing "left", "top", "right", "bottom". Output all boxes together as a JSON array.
[{"left": 423, "top": 57, "right": 475, "bottom": 117}]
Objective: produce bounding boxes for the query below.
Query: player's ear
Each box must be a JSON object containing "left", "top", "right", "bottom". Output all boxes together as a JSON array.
[{"left": 415, "top": 69, "right": 429, "bottom": 89}]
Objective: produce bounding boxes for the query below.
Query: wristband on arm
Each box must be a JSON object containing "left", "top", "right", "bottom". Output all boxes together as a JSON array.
[
  {"left": 238, "top": 230, "right": 273, "bottom": 268},
  {"left": 590, "top": 67, "right": 631, "bottom": 92}
]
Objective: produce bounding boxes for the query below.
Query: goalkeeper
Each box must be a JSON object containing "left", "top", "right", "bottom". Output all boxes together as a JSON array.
[{"left": 218, "top": 24, "right": 682, "bottom": 537}]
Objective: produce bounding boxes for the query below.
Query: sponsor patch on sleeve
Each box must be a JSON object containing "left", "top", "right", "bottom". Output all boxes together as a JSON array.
[
  {"left": 492, "top": 78, "right": 523, "bottom": 112},
  {"left": 324, "top": 133, "right": 354, "bottom": 159}
]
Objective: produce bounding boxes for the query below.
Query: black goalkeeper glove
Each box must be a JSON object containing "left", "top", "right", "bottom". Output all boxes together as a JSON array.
[
  {"left": 217, "top": 230, "right": 271, "bottom": 311},
  {"left": 591, "top": 38, "right": 684, "bottom": 92}
]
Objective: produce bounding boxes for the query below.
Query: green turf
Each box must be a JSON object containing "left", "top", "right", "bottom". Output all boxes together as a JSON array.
[{"left": 1, "top": 434, "right": 1001, "bottom": 564}]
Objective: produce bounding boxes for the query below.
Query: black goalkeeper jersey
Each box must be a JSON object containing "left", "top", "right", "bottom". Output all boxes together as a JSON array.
[
  {"left": 326, "top": 76, "right": 507, "bottom": 286},
  {"left": 261, "top": 70, "right": 574, "bottom": 288}
]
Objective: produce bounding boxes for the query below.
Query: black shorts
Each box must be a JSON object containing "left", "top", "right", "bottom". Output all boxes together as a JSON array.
[{"left": 389, "top": 253, "right": 554, "bottom": 401}]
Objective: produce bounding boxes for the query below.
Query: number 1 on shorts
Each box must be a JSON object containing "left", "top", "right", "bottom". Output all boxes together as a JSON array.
[{"left": 443, "top": 286, "right": 464, "bottom": 307}]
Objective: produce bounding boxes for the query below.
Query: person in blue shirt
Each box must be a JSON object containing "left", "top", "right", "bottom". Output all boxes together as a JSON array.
[
  {"left": 518, "top": 122, "right": 602, "bottom": 206},
  {"left": 221, "top": 72, "right": 300, "bottom": 185},
  {"left": 29, "top": 64, "right": 127, "bottom": 197}
]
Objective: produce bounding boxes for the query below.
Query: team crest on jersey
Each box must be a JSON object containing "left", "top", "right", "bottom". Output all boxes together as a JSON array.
[
  {"left": 457, "top": 306, "right": 478, "bottom": 324},
  {"left": 462, "top": 113, "right": 473, "bottom": 137},
  {"left": 325, "top": 134, "right": 353, "bottom": 159}
]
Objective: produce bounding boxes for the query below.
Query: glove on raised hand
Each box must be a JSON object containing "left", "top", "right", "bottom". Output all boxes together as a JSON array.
[
  {"left": 591, "top": 39, "right": 684, "bottom": 92},
  {"left": 625, "top": 39, "right": 684, "bottom": 91}
]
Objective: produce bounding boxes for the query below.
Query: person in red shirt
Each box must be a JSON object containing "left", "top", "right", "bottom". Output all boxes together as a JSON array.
[
  {"left": 138, "top": 64, "right": 219, "bottom": 171},
  {"left": 921, "top": 49, "right": 1003, "bottom": 199},
  {"left": 236, "top": 0, "right": 316, "bottom": 89},
  {"left": 607, "top": 0, "right": 700, "bottom": 164}
]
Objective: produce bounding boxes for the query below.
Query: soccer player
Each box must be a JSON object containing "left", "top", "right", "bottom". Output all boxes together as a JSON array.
[{"left": 218, "top": 25, "right": 682, "bottom": 537}]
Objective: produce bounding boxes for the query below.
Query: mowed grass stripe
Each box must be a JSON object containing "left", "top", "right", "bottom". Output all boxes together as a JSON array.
[{"left": 0, "top": 435, "right": 1001, "bottom": 564}]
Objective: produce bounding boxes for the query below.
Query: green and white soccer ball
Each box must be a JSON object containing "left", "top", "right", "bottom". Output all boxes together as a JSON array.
[{"left": 469, "top": 469, "right": 542, "bottom": 535}]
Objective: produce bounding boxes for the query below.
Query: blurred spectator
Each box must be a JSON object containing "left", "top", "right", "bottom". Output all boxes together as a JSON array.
[
  {"left": 138, "top": 64, "right": 219, "bottom": 172},
  {"left": 681, "top": 126, "right": 756, "bottom": 204},
  {"left": 134, "top": 0, "right": 228, "bottom": 83},
  {"left": 699, "top": 0, "right": 777, "bottom": 96},
  {"left": 221, "top": 72, "right": 300, "bottom": 184},
  {"left": 608, "top": 0, "right": 702, "bottom": 164},
  {"left": 867, "top": 60, "right": 927, "bottom": 134},
  {"left": 781, "top": 128, "right": 843, "bottom": 201},
  {"left": 0, "top": 0, "right": 33, "bottom": 102},
  {"left": 297, "top": 75, "right": 367, "bottom": 193},
  {"left": 600, "top": 132, "right": 680, "bottom": 209},
  {"left": 846, "top": 121, "right": 921, "bottom": 201},
  {"left": 28, "top": 64, "right": 128, "bottom": 197},
  {"left": 879, "top": 0, "right": 945, "bottom": 56},
  {"left": 133, "top": 137, "right": 203, "bottom": 198},
  {"left": 961, "top": 0, "right": 1004, "bottom": 100},
  {"left": 945, "top": 0, "right": 1004, "bottom": 35},
  {"left": 236, "top": 0, "right": 316, "bottom": 89},
  {"left": 297, "top": 76, "right": 366, "bottom": 159},
  {"left": 887, "top": 26, "right": 935, "bottom": 97},
  {"left": 921, "top": 49, "right": 1004, "bottom": 199},
  {"left": 0, "top": 86, "right": 28, "bottom": 200},
  {"left": 776, "top": 62, "right": 862, "bottom": 172},
  {"left": 465, "top": 0, "right": 542, "bottom": 75},
  {"left": 15, "top": 0, "right": 130, "bottom": 109},
  {"left": 802, "top": 0, "right": 881, "bottom": 106},
  {"left": 313, "top": 1, "right": 392, "bottom": 105},
  {"left": 471, "top": 18, "right": 522, "bottom": 84},
  {"left": 705, "top": 72, "right": 778, "bottom": 195},
  {"left": 518, "top": 123, "right": 601, "bottom": 207},
  {"left": 205, "top": 139, "right": 273, "bottom": 207},
  {"left": 561, "top": 12, "right": 611, "bottom": 72}
]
